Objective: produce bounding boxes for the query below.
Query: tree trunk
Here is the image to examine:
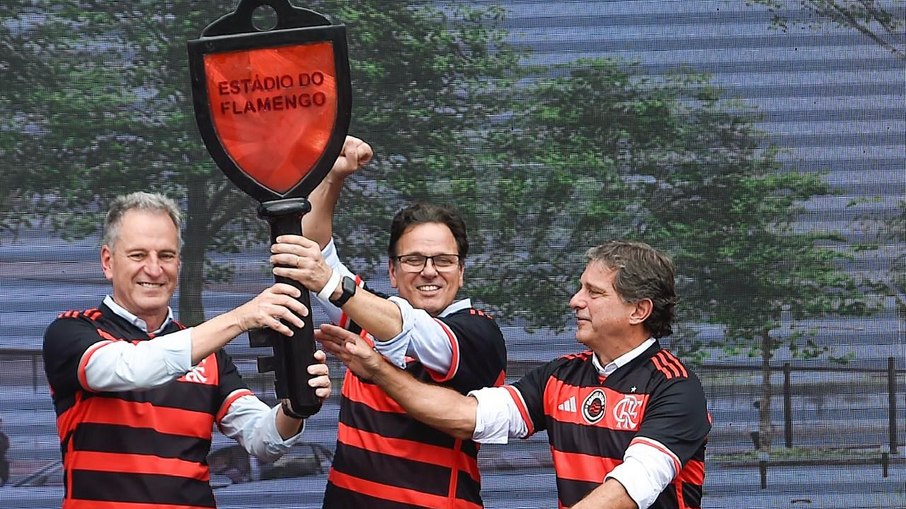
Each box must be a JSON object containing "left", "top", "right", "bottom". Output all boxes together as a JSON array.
[
  {"left": 179, "top": 236, "right": 206, "bottom": 326},
  {"left": 758, "top": 330, "right": 774, "bottom": 452},
  {"left": 178, "top": 186, "right": 211, "bottom": 326}
]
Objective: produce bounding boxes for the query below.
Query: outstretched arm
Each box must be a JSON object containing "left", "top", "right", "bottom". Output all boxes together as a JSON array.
[
  {"left": 190, "top": 282, "right": 309, "bottom": 365},
  {"left": 570, "top": 480, "right": 637, "bottom": 509},
  {"left": 316, "top": 323, "right": 478, "bottom": 439},
  {"left": 82, "top": 283, "right": 310, "bottom": 391},
  {"left": 303, "top": 135, "right": 373, "bottom": 248}
]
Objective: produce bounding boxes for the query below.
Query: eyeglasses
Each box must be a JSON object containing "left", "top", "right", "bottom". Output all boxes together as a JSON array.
[{"left": 393, "top": 254, "right": 462, "bottom": 273}]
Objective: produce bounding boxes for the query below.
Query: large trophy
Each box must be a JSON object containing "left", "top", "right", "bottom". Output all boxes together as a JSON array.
[{"left": 187, "top": 0, "right": 351, "bottom": 417}]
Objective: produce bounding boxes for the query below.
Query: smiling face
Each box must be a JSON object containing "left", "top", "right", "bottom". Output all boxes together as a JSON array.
[
  {"left": 568, "top": 261, "right": 652, "bottom": 362},
  {"left": 101, "top": 209, "right": 180, "bottom": 331},
  {"left": 388, "top": 222, "right": 465, "bottom": 316}
]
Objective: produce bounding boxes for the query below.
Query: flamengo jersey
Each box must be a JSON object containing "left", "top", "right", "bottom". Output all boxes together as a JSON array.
[
  {"left": 510, "top": 342, "right": 709, "bottom": 509},
  {"left": 42, "top": 303, "right": 249, "bottom": 509},
  {"left": 323, "top": 306, "right": 506, "bottom": 509}
]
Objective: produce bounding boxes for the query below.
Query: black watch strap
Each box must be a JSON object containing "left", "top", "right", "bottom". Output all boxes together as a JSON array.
[
  {"left": 329, "top": 276, "right": 357, "bottom": 307},
  {"left": 281, "top": 399, "right": 306, "bottom": 420}
]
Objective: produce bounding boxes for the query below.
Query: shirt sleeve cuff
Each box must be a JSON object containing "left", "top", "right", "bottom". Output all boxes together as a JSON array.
[
  {"left": 372, "top": 296, "right": 413, "bottom": 368},
  {"left": 470, "top": 386, "right": 524, "bottom": 444},
  {"left": 158, "top": 328, "right": 194, "bottom": 374},
  {"left": 269, "top": 404, "right": 306, "bottom": 445},
  {"left": 321, "top": 238, "right": 340, "bottom": 269},
  {"left": 605, "top": 441, "right": 677, "bottom": 509}
]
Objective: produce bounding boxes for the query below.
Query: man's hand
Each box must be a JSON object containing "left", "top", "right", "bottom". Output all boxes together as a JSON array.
[
  {"left": 302, "top": 135, "right": 373, "bottom": 248},
  {"left": 232, "top": 283, "right": 309, "bottom": 336},
  {"left": 307, "top": 349, "right": 332, "bottom": 400},
  {"left": 329, "top": 135, "right": 373, "bottom": 181},
  {"left": 270, "top": 235, "right": 334, "bottom": 296},
  {"left": 191, "top": 282, "right": 309, "bottom": 365},
  {"left": 315, "top": 323, "right": 384, "bottom": 380}
]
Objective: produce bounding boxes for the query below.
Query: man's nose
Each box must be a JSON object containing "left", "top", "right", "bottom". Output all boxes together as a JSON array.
[
  {"left": 568, "top": 291, "right": 583, "bottom": 309},
  {"left": 143, "top": 255, "right": 165, "bottom": 275},
  {"left": 420, "top": 258, "right": 439, "bottom": 275}
]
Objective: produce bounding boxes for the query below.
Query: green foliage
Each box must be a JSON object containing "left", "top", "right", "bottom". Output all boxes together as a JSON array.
[
  {"left": 746, "top": 0, "right": 905, "bottom": 61},
  {"left": 475, "top": 57, "right": 875, "bottom": 367},
  {"left": 0, "top": 0, "right": 520, "bottom": 324},
  {"left": 0, "top": 1, "right": 878, "bottom": 356}
]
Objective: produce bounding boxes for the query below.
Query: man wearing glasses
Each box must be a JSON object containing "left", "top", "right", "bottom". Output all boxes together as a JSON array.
[{"left": 272, "top": 138, "right": 506, "bottom": 509}]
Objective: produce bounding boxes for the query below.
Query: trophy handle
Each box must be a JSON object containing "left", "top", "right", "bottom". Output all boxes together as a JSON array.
[
  {"left": 202, "top": 0, "right": 331, "bottom": 37},
  {"left": 251, "top": 197, "right": 322, "bottom": 417}
]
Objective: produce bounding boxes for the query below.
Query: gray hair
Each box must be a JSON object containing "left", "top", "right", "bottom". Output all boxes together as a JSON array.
[
  {"left": 102, "top": 192, "right": 182, "bottom": 250},
  {"left": 585, "top": 240, "right": 677, "bottom": 338}
]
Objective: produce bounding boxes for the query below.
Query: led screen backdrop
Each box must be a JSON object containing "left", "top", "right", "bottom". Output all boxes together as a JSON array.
[{"left": 0, "top": 1, "right": 903, "bottom": 507}]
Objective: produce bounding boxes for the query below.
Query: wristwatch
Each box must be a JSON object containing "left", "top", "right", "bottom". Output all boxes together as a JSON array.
[
  {"left": 281, "top": 399, "right": 305, "bottom": 420},
  {"left": 329, "top": 276, "right": 357, "bottom": 307}
]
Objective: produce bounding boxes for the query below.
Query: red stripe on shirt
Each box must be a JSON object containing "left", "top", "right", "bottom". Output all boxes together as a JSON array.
[
  {"left": 631, "top": 436, "right": 681, "bottom": 474},
  {"left": 216, "top": 389, "right": 255, "bottom": 422},
  {"left": 66, "top": 450, "right": 209, "bottom": 480},
  {"left": 341, "top": 371, "right": 406, "bottom": 414},
  {"left": 336, "top": 422, "right": 479, "bottom": 478},
  {"left": 651, "top": 353, "right": 679, "bottom": 379},
  {"left": 72, "top": 398, "right": 215, "bottom": 439},
  {"left": 504, "top": 385, "right": 535, "bottom": 436},
  {"left": 328, "top": 470, "right": 483, "bottom": 509},
  {"left": 550, "top": 448, "right": 621, "bottom": 483},
  {"left": 677, "top": 458, "right": 705, "bottom": 485},
  {"left": 78, "top": 340, "right": 116, "bottom": 391},
  {"left": 656, "top": 350, "right": 688, "bottom": 378},
  {"left": 428, "top": 318, "right": 459, "bottom": 383}
]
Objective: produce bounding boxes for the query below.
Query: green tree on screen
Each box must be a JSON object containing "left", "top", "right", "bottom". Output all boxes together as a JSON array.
[
  {"left": 495, "top": 60, "right": 873, "bottom": 451},
  {"left": 746, "top": 0, "right": 903, "bottom": 448},
  {"left": 0, "top": 3, "right": 878, "bottom": 454},
  {"left": 746, "top": 0, "right": 905, "bottom": 61},
  {"left": 0, "top": 0, "right": 519, "bottom": 325}
]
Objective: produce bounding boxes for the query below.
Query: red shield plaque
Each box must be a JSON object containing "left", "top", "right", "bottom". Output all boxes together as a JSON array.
[
  {"left": 186, "top": 1, "right": 353, "bottom": 417},
  {"left": 188, "top": 3, "right": 351, "bottom": 202}
]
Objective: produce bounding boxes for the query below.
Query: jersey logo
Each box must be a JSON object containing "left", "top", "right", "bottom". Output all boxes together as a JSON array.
[
  {"left": 557, "top": 396, "right": 576, "bottom": 413},
  {"left": 612, "top": 394, "right": 644, "bottom": 430},
  {"left": 581, "top": 389, "right": 607, "bottom": 424},
  {"left": 179, "top": 356, "right": 214, "bottom": 385}
]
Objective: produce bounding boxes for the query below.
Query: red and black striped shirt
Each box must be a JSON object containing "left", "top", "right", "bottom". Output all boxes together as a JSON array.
[
  {"left": 43, "top": 303, "right": 249, "bottom": 509},
  {"left": 511, "top": 342, "right": 709, "bottom": 509}
]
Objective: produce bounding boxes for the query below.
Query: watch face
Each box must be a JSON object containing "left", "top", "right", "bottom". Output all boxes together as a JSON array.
[{"left": 331, "top": 276, "right": 356, "bottom": 306}]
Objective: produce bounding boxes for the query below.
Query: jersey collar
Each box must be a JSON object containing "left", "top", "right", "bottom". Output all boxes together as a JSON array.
[
  {"left": 103, "top": 295, "right": 174, "bottom": 334},
  {"left": 593, "top": 337, "right": 656, "bottom": 376}
]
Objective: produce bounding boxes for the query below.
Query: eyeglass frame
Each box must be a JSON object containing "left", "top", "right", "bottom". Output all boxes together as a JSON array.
[{"left": 392, "top": 253, "right": 463, "bottom": 272}]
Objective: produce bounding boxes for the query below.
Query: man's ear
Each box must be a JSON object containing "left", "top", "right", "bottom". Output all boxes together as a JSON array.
[
  {"left": 629, "top": 298, "right": 653, "bottom": 325},
  {"left": 100, "top": 245, "right": 114, "bottom": 281},
  {"left": 388, "top": 259, "right": 399, "bottom": 289}
]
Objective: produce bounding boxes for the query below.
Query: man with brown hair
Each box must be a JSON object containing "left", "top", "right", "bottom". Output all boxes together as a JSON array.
[{"left": 318, "top": 240, "right": 710, "bottom": 509}]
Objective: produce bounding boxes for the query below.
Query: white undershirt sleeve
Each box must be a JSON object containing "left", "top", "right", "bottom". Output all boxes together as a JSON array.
[
  {"left": 374, "top": 297, "right": 454, "bottom": 372},
  {"left": 84, "top": 328, "right": 193, "bottom": 391},
  {"left": 469, "top": 386, "right": 529, "bottom": 444},
  {"left": 219, "top": 394, "right": 305, "bottom": 462},
  {"left": 605, "top": 440, "right": 677, "bottom": 509}
]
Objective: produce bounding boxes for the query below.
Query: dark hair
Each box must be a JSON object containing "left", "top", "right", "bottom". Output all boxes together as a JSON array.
[
  {"left": 387, "top": 202, "right": 469, "bottom": 259},
  {"left": 585, "top": 240, "right": 677, "bottom": 338},
  {"left": 103, "top": 192, "right": 182, "bottom": 250}
]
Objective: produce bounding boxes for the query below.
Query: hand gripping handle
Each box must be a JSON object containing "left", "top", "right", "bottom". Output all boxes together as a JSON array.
[{"left": 250, "top": 197, "right": 322, "bottom": 418}]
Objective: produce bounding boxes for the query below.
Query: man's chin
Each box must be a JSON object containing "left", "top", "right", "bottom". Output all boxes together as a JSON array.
[{"left": 411, "top": 299, "right": 443, "bottom": 316}]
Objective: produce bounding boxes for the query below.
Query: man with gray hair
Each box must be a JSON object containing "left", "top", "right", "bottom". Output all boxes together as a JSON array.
[
  {"left": 318, "top": 239, "right": 710, "bottom": 509},
  {"left": 42, "top": 191, "right": 331, "bottom": 508}
]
